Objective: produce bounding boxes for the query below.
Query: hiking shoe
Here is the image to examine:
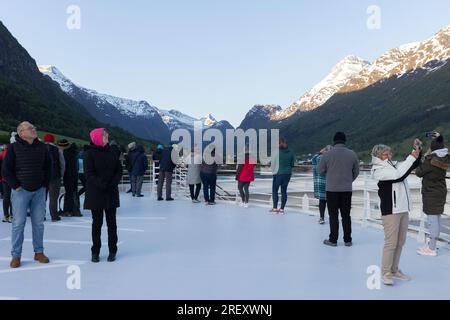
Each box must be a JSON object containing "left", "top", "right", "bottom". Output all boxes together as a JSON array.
[
  {"left": 34, "top": 253, "right": 50, "bottom": 264},
  {"left": 157, "top": 197, "right": 164, "bottom": 201},
  {"left": 91, "top": 254, "right": 100, "bottom": 263},
  {"left": 417, "top": 246, "right": 437, "bottom": 257},
  {"left": 2, "top": 216, "right": 11, "bottom": 223},
  {"left": 345, "top": 242, "right": 353, "bottom": 247},
  {"left": 382, "top": 273, "right": 394, "bottom": 286},
  {"left": 392, "top": 270, "right": 411, "bottom": 281},
  {"left": 10, "top": 257, "right": 21, "bottom": 269},
  {"left": 318, "top": 218, "right": 325, "bottom": 225},
  {"left": 323, "top": 240, "right": 337, "bottom": 247}
]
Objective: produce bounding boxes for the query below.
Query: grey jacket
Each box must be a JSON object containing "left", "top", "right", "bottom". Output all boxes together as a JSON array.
[{"left": 317, "top": 144, "right": 360, "bottom": 192}]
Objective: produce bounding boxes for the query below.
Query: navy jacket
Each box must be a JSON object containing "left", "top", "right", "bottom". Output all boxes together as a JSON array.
[{"left": 131, "top": 146, "right": 148, "bottom": 176}]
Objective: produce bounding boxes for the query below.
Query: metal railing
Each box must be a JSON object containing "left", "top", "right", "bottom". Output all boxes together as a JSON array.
[
  {"left": 126, "top": 159, "right": 450, "bottom": 248},
  {"left": 164, "top": 166, "right": 450, "bottom": 248}
]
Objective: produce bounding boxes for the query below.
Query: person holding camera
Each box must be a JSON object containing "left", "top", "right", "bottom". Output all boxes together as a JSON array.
[
  {"left": 371, "top": 139, "right": 422, "bottom": 286},
  {"left": 416, "top": 133, "right": 450, "bottom": 257}
]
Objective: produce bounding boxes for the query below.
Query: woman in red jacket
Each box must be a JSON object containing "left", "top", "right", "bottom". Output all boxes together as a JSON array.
[{"left": 236, "top": 151, "right": 256, "bottom": 208}]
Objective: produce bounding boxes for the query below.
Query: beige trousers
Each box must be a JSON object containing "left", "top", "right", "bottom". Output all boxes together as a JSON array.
[{"left": 381, "top": 213, "right": 409, "bottom": 276}]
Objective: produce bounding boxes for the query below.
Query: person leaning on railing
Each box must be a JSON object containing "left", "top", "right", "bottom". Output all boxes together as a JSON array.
[
  {"left": 415, "top": 134, "right": 450, "bottom": 257},
  {"left": 371, "top": 140, "right": 422, "bottom": 286}
]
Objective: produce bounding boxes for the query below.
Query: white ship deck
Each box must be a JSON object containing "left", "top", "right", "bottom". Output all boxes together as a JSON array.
[{"left": 0, "top": 194, "right": 450, "bottom": 300}]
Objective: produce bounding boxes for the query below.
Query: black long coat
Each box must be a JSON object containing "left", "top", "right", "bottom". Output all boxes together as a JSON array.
[{"left": 83, "top": 144, "right": 122, "bottom": 210}]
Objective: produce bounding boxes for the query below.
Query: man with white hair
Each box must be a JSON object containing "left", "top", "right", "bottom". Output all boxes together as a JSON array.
[{"left": 1, "top": 121, "right": 52, "bottom": 268}]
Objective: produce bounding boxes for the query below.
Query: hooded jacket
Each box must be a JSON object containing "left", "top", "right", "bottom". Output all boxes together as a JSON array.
[
  {"left": 371, "top": 154, "right": 421, "bottom": 215},
  {"left": 416, "top": 148, "right": 450, "bottom": 214},
  {"left": 83, "top": 143, "right": 122, "bottom": 210}
]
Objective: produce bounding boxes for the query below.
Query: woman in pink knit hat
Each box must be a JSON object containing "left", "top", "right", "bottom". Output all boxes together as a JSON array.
[{"left": 83, "top": 128, "right": 122, "bottom": 263}]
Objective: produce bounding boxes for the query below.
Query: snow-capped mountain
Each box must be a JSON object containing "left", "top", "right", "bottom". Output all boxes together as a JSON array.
[
  {"left": 239, "top": 105, "right": 282, "bottom": 130},
  {"left": 158, "top": 109, "right": 198, "bottom": 131},
  {"left": 158, "top": 109, "right": 233, "bottom": 132},
  {"left": 39, "top": 65, "right": 160, "bottom": 118},
  {"left": 240, "top": 24, "right": 450, "bottom": 129},
  {"left": 39, "top": 65, "right": 234, "bottom": 142},
  {"left": 39, "top": 65, "right": 170, "bottom": 143},
  {"left": 340, "top": 24, "right": 450, "bottom": 93},
  {"left": 273, "top": 55, "right": 370, "bottom": 120},
  {"left": 200, "top": 113, "right": 218, "bottom": 127}
]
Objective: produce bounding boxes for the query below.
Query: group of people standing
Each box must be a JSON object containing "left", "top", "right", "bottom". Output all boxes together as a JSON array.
[
  {"left": 1, "top": 122, "right": 122, "bottom": 268},
  {"left": 0, "top": 121, "right": 448, "bottom": 285},
  {"left": 311, "top": 131, "right": 449, "bottom": 286}
]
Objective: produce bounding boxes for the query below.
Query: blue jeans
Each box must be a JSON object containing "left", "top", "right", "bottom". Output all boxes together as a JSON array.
[
  {"left": 272, "top": 174, "right": 291, "bottom": 209},
  {"left": 11, "top": 187, "right": 46, "bottom": 257},
  {"left": 200, "top": 172, "right": 217, "bottom": 203}
]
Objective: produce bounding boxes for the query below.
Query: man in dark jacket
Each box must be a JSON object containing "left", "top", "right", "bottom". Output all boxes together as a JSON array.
[
  {"left": 44, "top": 134, "right": 65, "bottom": 222},
  {"left": 1, "top": 121, "right": 52, "bottom": 268},
  {"left": 317, "top": 132, "right": 360, "bottom": 247},
  {"left": 157, "top": 145, "right": 177, "bottom": 201},
  {"left": 130, "top": 145, "right": 148, "bottom": 197},
  {"left": 58, "top": 140, "right": 81, "bottom": 217}
]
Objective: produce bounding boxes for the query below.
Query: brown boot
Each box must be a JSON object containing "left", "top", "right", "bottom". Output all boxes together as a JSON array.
[
  {"left": 34, "top": 253, "right": 50, "bottom": 264},
  {"left": 10, "top": 257, "right": 21, "bottom": 268}
]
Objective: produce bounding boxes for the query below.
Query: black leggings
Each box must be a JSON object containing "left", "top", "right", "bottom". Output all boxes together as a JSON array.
[
  {"left": 319, "top": 199, "right": 327, "bottom": 219},
  {"left": 238, "top": 182, "right": 250, "bottom": 203},
  {"left": 189, "top": 184, "right": 201, "bottom": 200}
]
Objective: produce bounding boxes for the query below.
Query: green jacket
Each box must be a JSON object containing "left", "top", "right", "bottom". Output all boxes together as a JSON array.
[
  {"left": 416, "top": 152, "right": 450, "bottom": 214},
  {"left": 272, "top": 148, "right": 295, "bottom": 175}
]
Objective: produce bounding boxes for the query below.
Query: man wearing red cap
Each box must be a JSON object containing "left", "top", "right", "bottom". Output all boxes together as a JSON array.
[{"left": 43, "top": 133, "right": 65, "bottom": 222}]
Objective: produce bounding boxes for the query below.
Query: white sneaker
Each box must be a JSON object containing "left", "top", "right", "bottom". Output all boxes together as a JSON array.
[
  {"left": 416, "top": 246, "right": 437, "bottom": 257},
  {"left": 243, "top": 203, "right": 249, "bottom": 208},
  {"left": 239, "top": 202, "right": 244, "bottom": 207}
]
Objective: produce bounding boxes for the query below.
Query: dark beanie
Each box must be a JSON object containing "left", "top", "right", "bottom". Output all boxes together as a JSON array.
[
  {"left": 431, "top": 135, "right": 445, "bottom": 151},
  {"left": 333, "top": 132, "right": 346, "bottom": 144}
]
